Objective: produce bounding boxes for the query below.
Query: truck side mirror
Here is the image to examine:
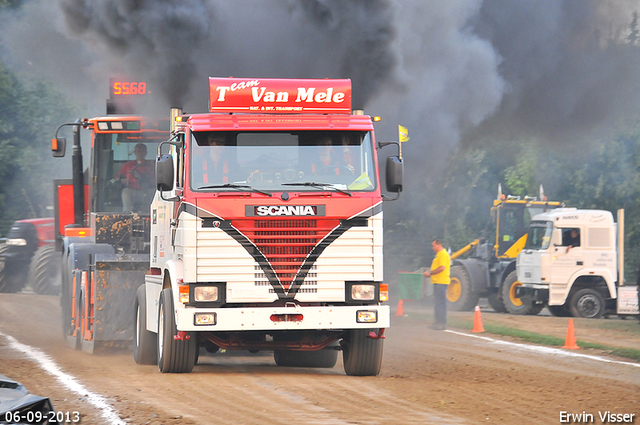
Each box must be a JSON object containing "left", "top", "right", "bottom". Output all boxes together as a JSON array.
[
  {"left": 552, "top": 228, "right": 562, "bottom": 247},
  {"left": 386, "top": 156, "right": 403, "bottom": 193},
  {"left": 51, "top": 137, "right": 66, "bottom": 158},
  {"left": 156, "top": 154, "right": 174, "bottom": 191}
]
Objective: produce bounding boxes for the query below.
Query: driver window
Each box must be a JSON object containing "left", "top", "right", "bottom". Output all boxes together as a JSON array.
[{"left": 561, "top": 228, "right": 581, "bottom": 248}]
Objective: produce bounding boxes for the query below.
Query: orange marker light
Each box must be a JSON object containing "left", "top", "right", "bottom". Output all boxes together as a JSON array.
[
  {"left": 179, "top": 285, "right": 189, "bottom": 304},
  {"left": 379, "top": 284, "right": 389, "bottom": 302}
]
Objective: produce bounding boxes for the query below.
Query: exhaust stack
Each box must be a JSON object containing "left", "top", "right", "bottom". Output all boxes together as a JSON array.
[{"left": 170, "top": 107, "right": 183, "bottom": 132}]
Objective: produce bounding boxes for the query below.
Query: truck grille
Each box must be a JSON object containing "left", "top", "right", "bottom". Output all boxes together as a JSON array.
[{"left": 233, "top": 219, "right": 339, "bottom": 289}]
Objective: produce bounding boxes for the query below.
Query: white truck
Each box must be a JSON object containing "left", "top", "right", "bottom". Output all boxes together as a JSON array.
[
  {"left": 133, "top": 78, "right": 402, "bottom": 375},
  {"left": 516, "top": 208, "right": 639, "bottom": 318}
]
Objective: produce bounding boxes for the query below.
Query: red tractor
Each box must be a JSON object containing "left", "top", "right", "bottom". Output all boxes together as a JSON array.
[{"left": 0, "top": 218, "right": 59, "bottom": 294}]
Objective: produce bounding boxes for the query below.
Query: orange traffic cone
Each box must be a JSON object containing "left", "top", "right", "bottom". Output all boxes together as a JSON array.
[
  {"left": 472, "top": 306, "right": 485, "bottom": 333},
  {"left": 395, "top": 299, "right": 404, "bottom": 316},
  {"left": 562, "top": 319, "right": 580, "bottom": 349}
]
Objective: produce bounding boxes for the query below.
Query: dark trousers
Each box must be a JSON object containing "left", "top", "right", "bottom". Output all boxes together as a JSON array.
[{"left": 433, "top": 283, "right": 448, "bottom": 324}]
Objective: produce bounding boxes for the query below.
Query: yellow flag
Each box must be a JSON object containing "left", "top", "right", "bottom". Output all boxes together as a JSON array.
[
  {"left": 398, "top": 125, "right": 410, "bottom": 142},
  {"left": 348, "top": 172, "right": 374, "bottom": 190}
]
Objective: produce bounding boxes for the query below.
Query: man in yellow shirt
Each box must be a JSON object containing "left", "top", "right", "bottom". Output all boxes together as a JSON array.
[{"left": 423, "top": 239, "right": 450, "bottom": 330}]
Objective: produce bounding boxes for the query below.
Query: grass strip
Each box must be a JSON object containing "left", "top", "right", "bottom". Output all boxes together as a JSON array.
[
  {"left": 477, "top": 323, "right": 640, "bottom": 362},
  {"left": 396, "top": 310, "right": 640, "bottom": 361}
]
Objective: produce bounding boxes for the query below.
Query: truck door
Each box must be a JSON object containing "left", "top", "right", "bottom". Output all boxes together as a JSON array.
[{"left": 550, "top": 227, "right": 584, "bottom": 289}]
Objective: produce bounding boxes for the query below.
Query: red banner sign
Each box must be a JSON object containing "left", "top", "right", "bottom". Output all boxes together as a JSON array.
[{"left": 209, "top": 77, "right": 352, "bottom": 114}]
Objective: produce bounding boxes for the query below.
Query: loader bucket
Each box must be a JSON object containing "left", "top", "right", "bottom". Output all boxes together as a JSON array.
[{"left": 84, "top": 253, "right": 148, "bottom": 352}]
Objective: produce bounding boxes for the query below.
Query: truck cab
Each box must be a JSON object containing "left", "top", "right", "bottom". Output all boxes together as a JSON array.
[
  {"left": 516, "top": 208, "right": 618, "bottom": 318},
  {"left": 449, "top": 190, "right": 562, "bottom": 315},
  {"left": 135, "top": 78, "right": 402, "bottom": 376}
]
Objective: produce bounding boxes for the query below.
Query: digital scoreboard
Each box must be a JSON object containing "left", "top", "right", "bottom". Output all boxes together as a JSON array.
[{"left": 107, "top": 78, "right": 151, "bottom": 114}]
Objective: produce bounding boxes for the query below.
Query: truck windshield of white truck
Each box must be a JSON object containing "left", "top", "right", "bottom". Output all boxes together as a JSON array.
[
  {"left": 189, "top": 131, "right": 377, "bottom": 192},
  {"left": 524, "top": 221, "right": 554, "bottom": 250}
]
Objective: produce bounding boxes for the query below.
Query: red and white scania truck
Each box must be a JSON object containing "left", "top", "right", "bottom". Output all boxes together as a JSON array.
[{"left": 133, "top": 78, "right": 402, "bottom": 375}]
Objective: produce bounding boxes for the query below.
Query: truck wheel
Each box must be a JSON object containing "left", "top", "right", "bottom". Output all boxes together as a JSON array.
[
  {"left": 569, "top": 288, "right": 605, "bottom": 319},
  {"left": 134, "top": 285, "right": 157, "bottom": 365},
  {"left": 547, "top": 304, "right": 571, "bottom": 317},
  {"left": 342, "top": 329, "right": 383, "bottom": 376},
  {"left": 502, "top": 271, "right": 542, "bottom": 315},
  {"left": 28, "top": 245, "right": 61, "bottom": 295},
  {"left": 487, "top": 292, "right": 507, "bottom": 313},
  {"left": 157, "top": 288, "right": 196, "bottom": 373},
  {"left": 447, "top": 265, "right": 480, "bottom": 311},
  {"left": 274, "top": 349, "right": 338, "bottom": 368}
]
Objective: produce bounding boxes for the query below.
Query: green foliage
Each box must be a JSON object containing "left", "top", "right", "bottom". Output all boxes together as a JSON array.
[
  {"left": 503, "top": 142, "right": 539, "bottom": 197},
  {"left": 394, "top": 123, "right": 640, "bottom": 283},
  {"left": 0, "top": 0, "right": 23, "bottom": 9},
  {"left": 0, "top": 62, "right": 76, "bottom": 235}
]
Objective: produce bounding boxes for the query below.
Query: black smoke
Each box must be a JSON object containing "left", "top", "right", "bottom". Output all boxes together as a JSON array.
[
  {"left": 2, "top": 0, "right": 639, "bottom": 149},
  {"left": 2, "top": 0, "right": 640, "bottom": 274}
]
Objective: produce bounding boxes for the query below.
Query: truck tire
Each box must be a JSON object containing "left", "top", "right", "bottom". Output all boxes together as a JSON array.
[
  {"left": 569, "top": 288, "right": 605, "bottom": 319},
  {"left": 28, "top": 245, "right": 61, "bottom": 295},
  {"left": 487, "top": 292, "right": 507, "bottom": 313},
  {"left": 157, "top": 288, "right": 196, "bottom": 373},
  {"left": 134, "top": 285, "right": 157, "bottom": 365},
  {"left": 274, "top": 349, "right": 338, "bottom": 368},
  {"left": 502, "top": 271, "right": 543, "bottom": 315},
  {"left": 447, "top": 265, "right": 480, "bottom": 311},
  {"left": 342, "top": 329, "right": 383, "bottom": 376},
  {"left": 547, "top": 304, "right": 572, "bottom": 317}
]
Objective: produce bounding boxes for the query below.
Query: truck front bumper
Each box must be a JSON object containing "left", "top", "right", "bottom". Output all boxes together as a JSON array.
[
  {"left": 515, "top": 285, "right": 549, "bottom": 303},
  {"left": 175, "top": 304, "right": 391, "bottom": 332}
]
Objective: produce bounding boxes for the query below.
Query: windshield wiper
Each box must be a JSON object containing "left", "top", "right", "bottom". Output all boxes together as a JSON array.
[
  {"left": 197, "top": 183, "right": 273, "bottom": 197},
  {"left": 281, "top": 182, "right": 352, "bottom": 196}
]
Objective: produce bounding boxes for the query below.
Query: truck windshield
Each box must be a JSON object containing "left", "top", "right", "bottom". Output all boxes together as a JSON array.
[
  {"left": 189, "top": 131, "right": 377, "bottom": 192},
  {"left": 93, "top": 132, "right": 164, "bottom": 213},
  {"left": 524, "top": 221, "right": 554, "bottom": 250}
]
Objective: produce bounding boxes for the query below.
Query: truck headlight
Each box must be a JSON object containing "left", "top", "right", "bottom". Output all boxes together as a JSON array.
[
  {"left": 351, "top": 284, "right": 375, "bottom": 301},
  {"left": 194, "top": 286, "right": 219, "bottom": 302},
  {"left": 356, "top": 310, "right": 378, "bottom": 323},
  {"left": 194, "top": 313, "right": 216, "bottom": 326}
]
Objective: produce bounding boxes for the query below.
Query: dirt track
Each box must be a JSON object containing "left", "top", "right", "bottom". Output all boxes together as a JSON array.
[{"left": 0, "top": 293, "right": 639, "bottom": 424}]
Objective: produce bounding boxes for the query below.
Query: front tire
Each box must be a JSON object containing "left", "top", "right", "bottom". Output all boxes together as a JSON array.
[
  {"left": 157, "top": 288, "right": 196, "bottom": 373},
  {"left": 569, "top": 288, "right": 605, "bottom": 319},
  {"left": 28, "top": 244, "right": 61, "bottom": 295},
  {"left": 502, "top": 271, "right": 543, "bottom": 315},
  {"left": 342, "top": 329, "right": 384, "bottom": 376},
  {"left": 487, "top": 292, "right": 507, "bottom": 313},
  {"left": 447, "top": 265, "right": 480, "bottom": 311},
  {"left": 134, "top": 285, "right": 157, "bottom": 365}
]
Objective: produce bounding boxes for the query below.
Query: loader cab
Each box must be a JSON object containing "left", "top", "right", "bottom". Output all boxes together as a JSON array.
[
  {"left": 89, "top": 119, "right": 168, "bottom": 214},
  {"left": 492, "top": 199, "right": 563, "bottom": 258}
]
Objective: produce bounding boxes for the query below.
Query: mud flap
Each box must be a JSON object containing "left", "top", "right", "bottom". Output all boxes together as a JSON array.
[{"left": 90, "top": 253, "right": 148, "bottom": 351}]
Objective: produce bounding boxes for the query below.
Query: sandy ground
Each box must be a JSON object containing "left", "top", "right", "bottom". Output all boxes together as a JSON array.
[{"left": 0, "top": 293, "right": 638, "bottom": 425}]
